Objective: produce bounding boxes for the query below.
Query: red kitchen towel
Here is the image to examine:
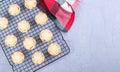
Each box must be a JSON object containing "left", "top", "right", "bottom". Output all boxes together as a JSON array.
[{"left": 39, "top": 0, "right": 80, "bottom": 32}]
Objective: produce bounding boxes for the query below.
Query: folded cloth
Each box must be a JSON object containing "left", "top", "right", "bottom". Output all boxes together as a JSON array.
[{"left": 38, "top": 0, "right": 80, "bottom": 32}]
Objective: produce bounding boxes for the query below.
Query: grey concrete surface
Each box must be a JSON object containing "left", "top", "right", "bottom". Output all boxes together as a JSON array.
[{"left": 1, "top": 0, "right": 120, "bottom": 72}]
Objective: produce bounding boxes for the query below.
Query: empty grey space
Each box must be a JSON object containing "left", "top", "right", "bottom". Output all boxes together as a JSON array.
[{"left": 0, "top": 0, "right": 120, "bottom": 72}]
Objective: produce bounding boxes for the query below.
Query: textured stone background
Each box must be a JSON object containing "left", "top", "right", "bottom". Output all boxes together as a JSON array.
[{"left": 1, "top": 0, "right": 120, "bottom": 72}]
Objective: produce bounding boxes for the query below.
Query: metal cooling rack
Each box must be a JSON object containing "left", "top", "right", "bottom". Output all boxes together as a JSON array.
[{"left": 0, "top": 0, "right": 70, "bottom": 72}]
